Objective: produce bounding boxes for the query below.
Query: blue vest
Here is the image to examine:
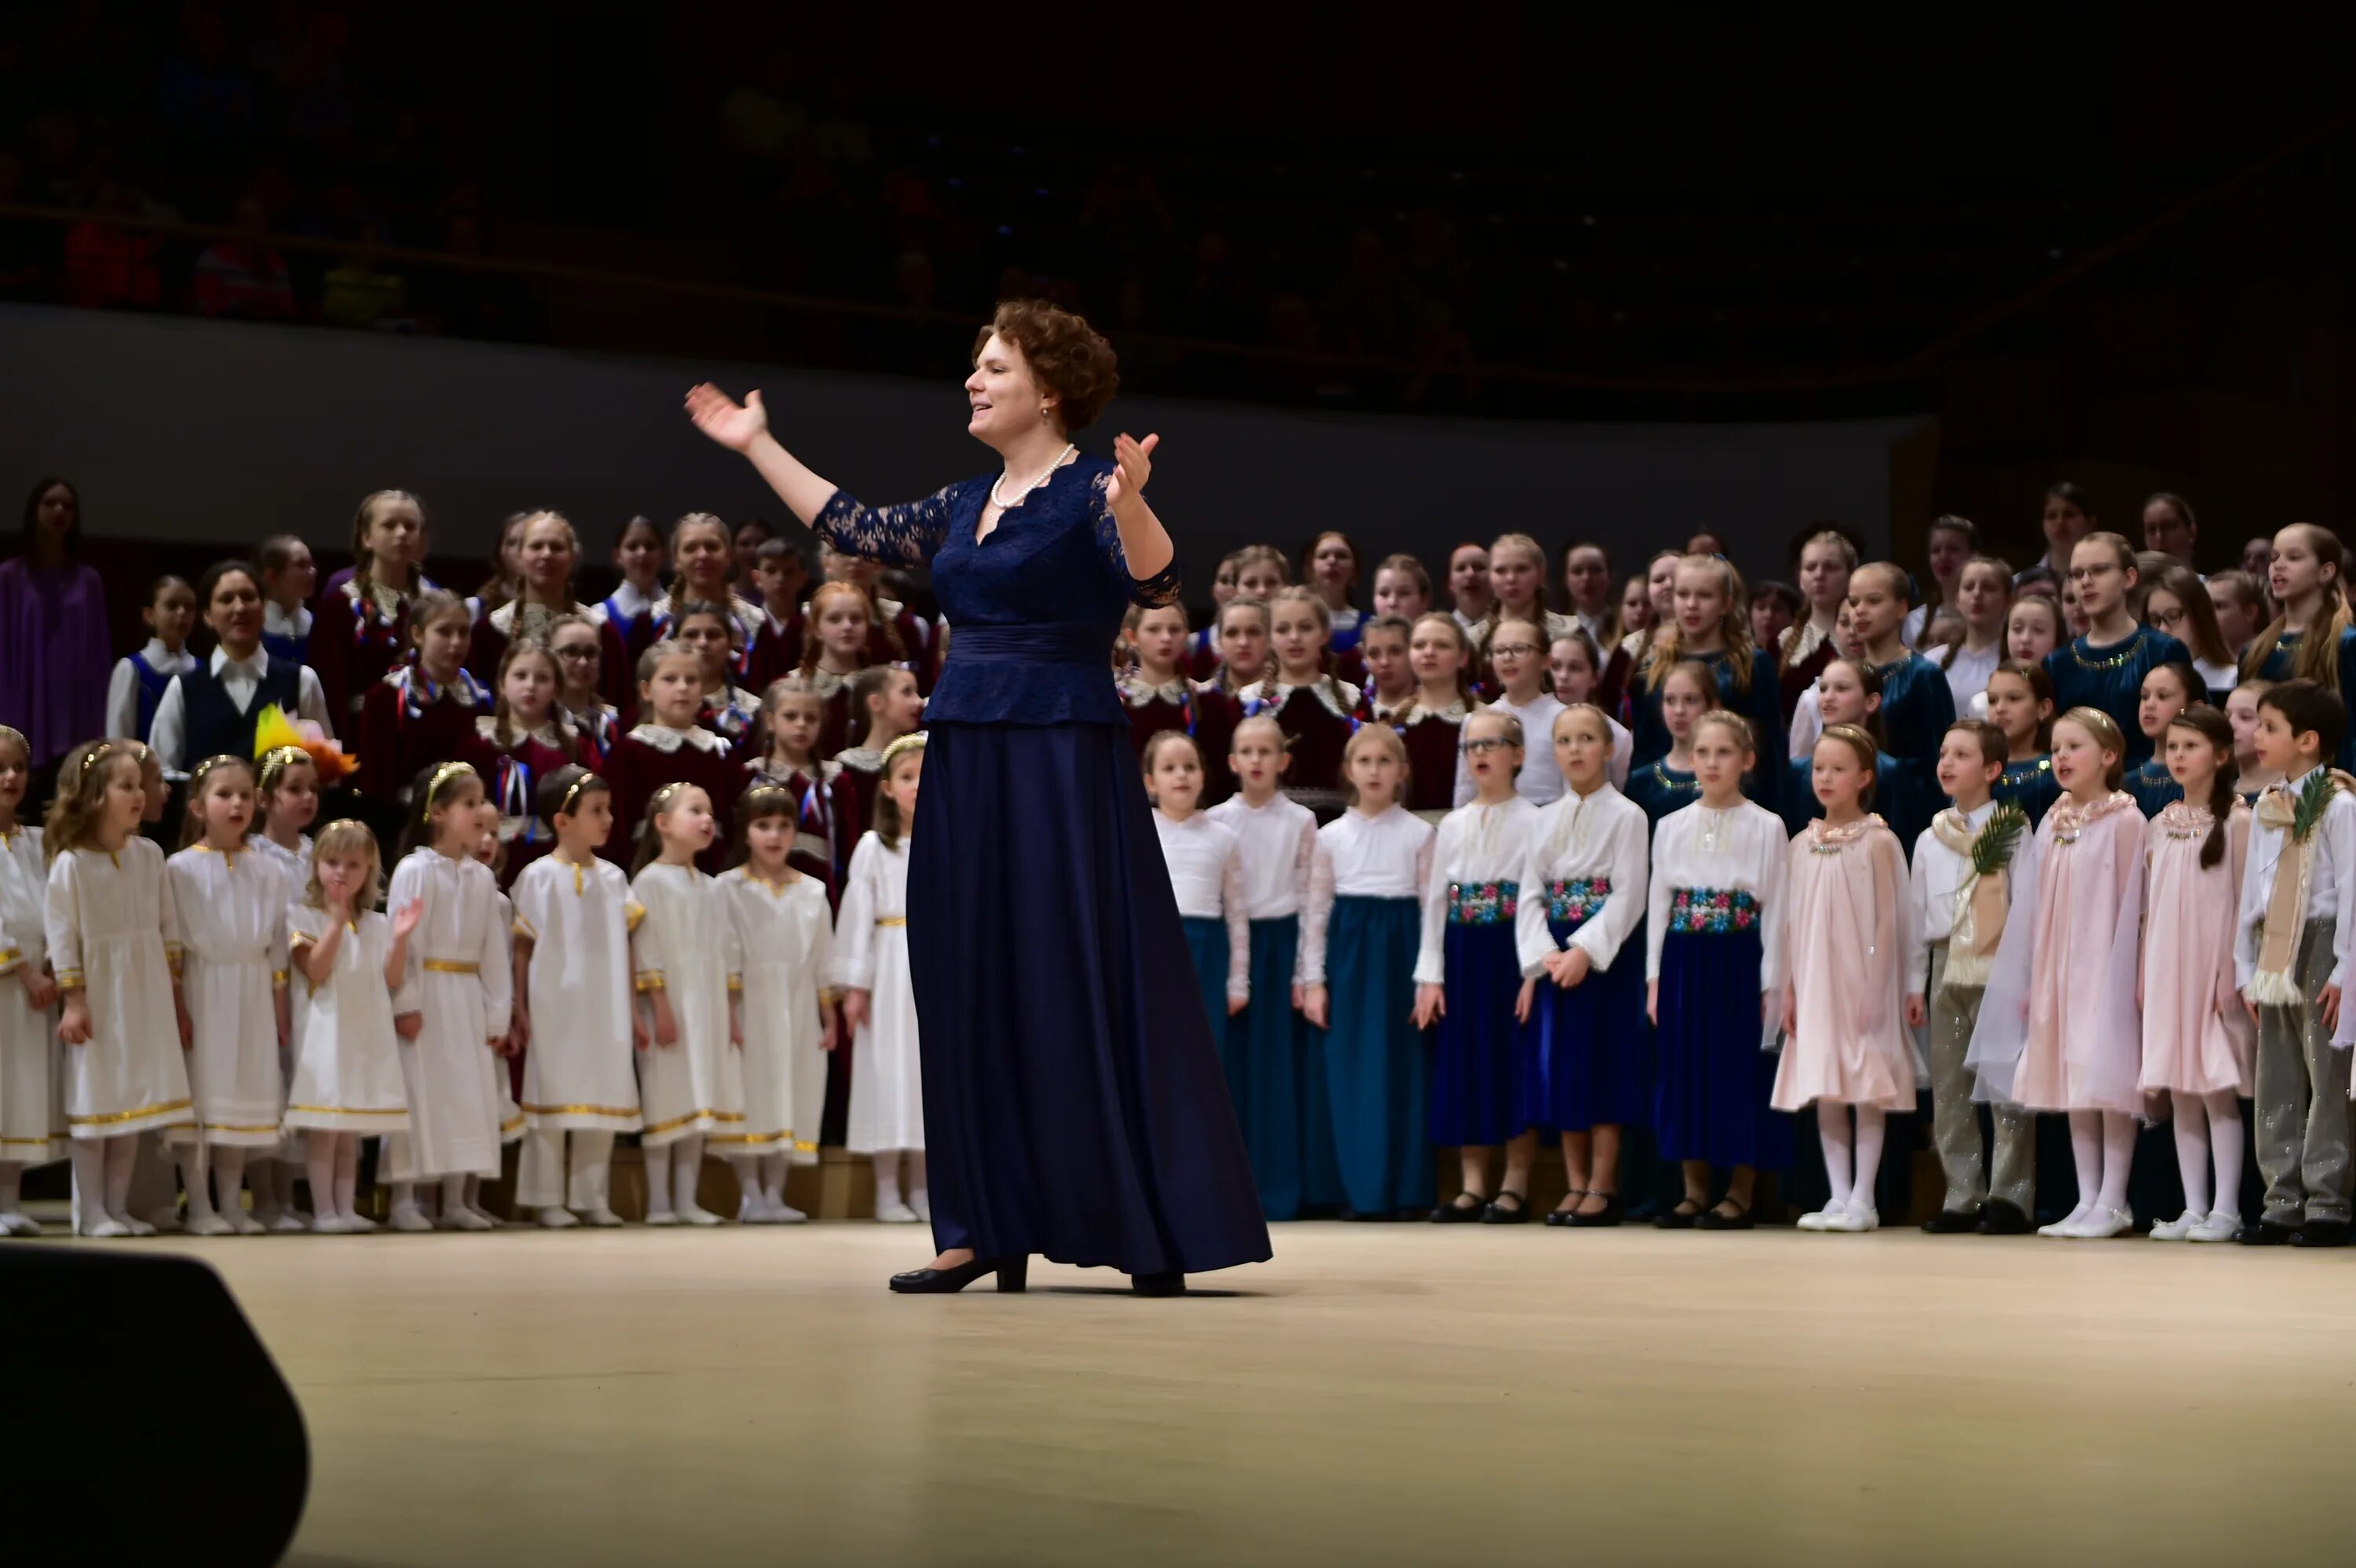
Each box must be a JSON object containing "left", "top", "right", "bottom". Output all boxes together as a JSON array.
[
  {"left": 129, "top": 652, "right": 177, "bottom": 742},
  {"left": 178, "top": 656, "right": 302, "bottom": 767}
]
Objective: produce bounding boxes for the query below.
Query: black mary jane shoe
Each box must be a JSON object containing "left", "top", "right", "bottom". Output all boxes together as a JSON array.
[
  {"left": 2237, "top": 1219, "right": 2299, "bottom": 1247},
  {"left": 1543, "top": 1191, "right": 1588, "bottom": 1227},
  {"left": 1480, "top": 1190, "right": 1531, "bottom": 1225},
  {"left": 1130, "top": 1270, "right": 1187, "bottom": 1296},
  {"left": 1975, "top": 1201, "right": 2033, "bottom": 1236},
  {"left": 1696, "top": 1196, "right": 1754, "bottom": 1231},
  {"left": 888, "top": 1255, "right": 1029, "bottom": 1294},
  {"left": 1429, "top": 1193, "right": 1489, "bottom": 1224},
  {"left": 1653, "top": 1198, "right": 1703, "bottom": 1230},
  {"left": 1922, "top": 1208, "right": 1981, "bottom": 1235},
  {"left": 1568, "top": 1192, "right": 1623, "bottom": 1229}
]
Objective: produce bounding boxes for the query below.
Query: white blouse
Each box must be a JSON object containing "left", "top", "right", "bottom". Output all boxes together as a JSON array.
[
  {"left": 1414, "top": 796, "right": 1542, "bottom": 985},
  {"left": 1300, "top": 805, "right": 1435, "bottom": 986},
  {"left": 1205, "top": 792, "right": 1317, "bottom": 920},
  {"left": 1643, "top": 799, "right": 1787, "bottom": 996},
  {"left": 2236, "top": 769, "right": 2356, "bottom": 992},
  {"left": 1154, "top": 810, "right": 1249, "bottom": 1003},
  {"left": 1452, "top": 693, "right": 1567, "bottom": 808},
  {"left": 1513, "top": 783, "right": 1649, "bottom": 978},
  {"left": 1941, "top": 643, "right": 2002, "bottom": 718}
]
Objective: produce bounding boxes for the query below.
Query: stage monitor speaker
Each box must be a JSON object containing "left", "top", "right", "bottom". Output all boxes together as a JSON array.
[{"left": 0, "top": 1245, "right": 308, "bottom": 1566}]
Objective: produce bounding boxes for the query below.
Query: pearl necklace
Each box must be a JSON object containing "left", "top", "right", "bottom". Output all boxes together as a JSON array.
[{"left": 989, "top": 443, "right": 1077, "bottom": 511}]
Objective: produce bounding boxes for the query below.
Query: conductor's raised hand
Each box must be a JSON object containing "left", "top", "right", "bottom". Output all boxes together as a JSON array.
[
  {"left": 1106, "top": 432, "right": 1158, "bottom": 510},
  {"left": 685, "top": 384, "right": 769, "bottom": 453}
]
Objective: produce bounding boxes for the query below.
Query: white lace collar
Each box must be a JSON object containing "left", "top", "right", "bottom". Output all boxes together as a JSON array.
[
  {"left": 475, "top": 715, "right": 569, "bottom": 749},
  {"left": 1402, "top": 699, "right": 1468, "bottom": 726},
  {"left": 1257, "top": 676, "right": 1360, "bottom": 718},
  {"left": 1121, "top": 673, "right": 1192, "bottom": 707},
  {"left": 626, "top": 722, "right": 730, "bottom": 756}
]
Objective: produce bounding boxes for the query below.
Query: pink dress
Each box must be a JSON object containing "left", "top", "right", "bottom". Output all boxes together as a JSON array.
[
  {"left": 2138, "top": 802, "right": 2256, "bottom": 1096},
  {"left": 1771, "top": 815, "right": 1920, "bottom": 1113},
  {"left": 2002, "top": 793, "right": 2146, "bottom": 1116}
]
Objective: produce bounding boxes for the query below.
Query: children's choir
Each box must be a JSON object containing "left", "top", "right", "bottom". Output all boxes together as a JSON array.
[{"left": 5, "top": 496, "right": 2356, "bottom": 1246}]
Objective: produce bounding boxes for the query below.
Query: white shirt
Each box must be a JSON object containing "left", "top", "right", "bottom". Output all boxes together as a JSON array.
[
  {"left": 1941, "top": 642, "right": 2003, "bottom": 718},
  {"left": 1513, "top": 782, "right": 1648, "bottom": 978},
  {"left": 1453, "top": 692, "right": 1567, "bottom": 808},
  {"left": 1414, "top": 795, "right": 1542, "bottom": 985},
  {"left": 2193, "top": 656, "right": 2237, "bottom": 699},
  {"left": 1154, "top": 810, "right": 1249, "bottom": 1002},
  {"left": 2235, "top": 766, "right": 2356, "bottom": 992},
  {"left": 1903, "top": 799, "right": 2040, "bottom": 993},
  {"left": 150, "top": 645, "right": 333, "bottom": 776},
  {"left": 1299, "top": 805, "right": 1434, "bottom": 985},
  {"left": 1206, "top": 792, "right": 1317, "bottom": 920},
  {"left": 1787, "top": 682, "right": 1824, "bottom": 762},
  {"left": 1643, "top": 799, "right": 1787, "bottom": 996},
  {"left": 104, "top": 639, "right": 196, "bottom": 741},
  {"left": 264, "top": 599, "right": 313, "bottom": 645}
]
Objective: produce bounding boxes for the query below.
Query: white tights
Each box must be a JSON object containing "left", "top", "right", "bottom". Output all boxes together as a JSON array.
[
  {"left": 2068, "top": 1109, "right": 2138, "bottom": 1213},
  {"left": 1815, "top": 1104, "right": 1886, "bottom": 1208},
  {"left": 872, "top": 1150, "right": 928, "bottom": 1212},
  {"left": 2171, "top": 1090, "right": 2244, "bottom": 1219},
  {"left": 305, "top": 1132, "right": 364, "bottom": 1223},
  {"left": 68, "top": 1135, "right": 141, "bottom": 1229},
  {"left": 0, "top": 1159, "right": 22, "bottom": 1220},
  {"left": 642, "top": 1135, "right": 707, "bottom": 1217}
]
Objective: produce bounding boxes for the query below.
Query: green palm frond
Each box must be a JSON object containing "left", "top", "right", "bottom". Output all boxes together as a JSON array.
[
  {"left": 2292, "top": 769, "right": 2336, "bottom": 842},
  {"left": 1970, "top": 803, "right": 2028, "bottom": 876}
]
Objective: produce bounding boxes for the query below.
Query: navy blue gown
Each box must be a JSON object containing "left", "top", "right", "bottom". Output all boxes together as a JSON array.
[
  {"left": 2043, "top": 627, "right": 2190, "bottom": 766},
  {"left": 814, "top": 457, "right": 1271, "bottom": 1277},
  {"left": 1626, "top": 648, "right": 1785, "bottom": 813}
]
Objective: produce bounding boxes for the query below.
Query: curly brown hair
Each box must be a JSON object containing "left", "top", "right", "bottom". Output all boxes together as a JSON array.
[{"left": 975, "top": 300, "right": 1119, "bottom": 433}]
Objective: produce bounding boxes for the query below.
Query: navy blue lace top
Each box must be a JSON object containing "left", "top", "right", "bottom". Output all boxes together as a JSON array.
[{"left": 811, "top": 454, "right": 1182, "bottom": 727}]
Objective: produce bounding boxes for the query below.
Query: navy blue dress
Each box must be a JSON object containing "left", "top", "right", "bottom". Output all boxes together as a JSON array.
[
  {"left": 1781, "top": 750, "right": 1926, "bottom": 861},
  {"left": 1627, "top": 648, "right": 1785, "bottom": 813},
  {"left": 814, "top": 457, "right": 1271, "bottom": 1277},
  {"left": 1873, "top": 652, "right": 1958, "bottom": 794},
  {"left": 2043, "top": 627, "right": 2190, "bottom": 766},
  {"left": 1993, "top": 754, "right": 2061, "bottom": 828}
]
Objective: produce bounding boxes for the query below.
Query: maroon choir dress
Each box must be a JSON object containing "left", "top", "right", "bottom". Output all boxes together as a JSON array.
[
  {"left": 589, "top": 585, "right": 671, "bottom": 686},
  {"left": 468, "top": 600, "right": 633, "bottom": 715},
  {"left": 1776, "top": 623, "right": 1835, "bottom": 724},
  {"left": 599, "top": 722, "right": 744, "bottom": 872},
  {"left": 1188, "top": 680, "right": 1242, "bottom": 806},
  {"left": 1396, "top": 700, "right": 1466, "bottom": 816},
  {"left": 833, "top": 745, "right": 885, "bottom": 858},
  {"left": 1120, "top": 671, "right": 1227, "bottom": 802},
  {"left": 804, "top": 670, "right": 855, "bottom": 761},
  {"left": 1251, "top": 676, "right": 1359, "bottom": 818},
  {"left": 1184, "top": 627, "right": 1222, "bottom": 683},
  {"left": 465, "top": 716, "right": 586, "bottom": 857},
  {"left": 746, "top": 758, "right": 854, "bottom": 909},
  {"left": 568, "top": 701, "right": 621, "bottom": 769},
  {"left": 313, "top": 576, "right": 428, "bottom": 730},
  {"left": 357, "top": 664, "right": 494, "bottom": 808},
  {"left": 744, "top": 607, "right": 803, "bottom": 693}
]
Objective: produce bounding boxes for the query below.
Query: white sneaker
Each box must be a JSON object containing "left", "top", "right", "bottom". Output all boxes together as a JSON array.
[
  {"left": 579, "top": 1208, "right": 624, "bottom": 1228},
  {"left": 387, "top": 1204, "right": 434, "bottom": 1234},
  {"left": 2066, "top": 1204, "right": 2134, "bottom": 1239},
  {"left": 184, "top": 1211, "right": 233, "bottom": 1237},
  {"left": 440, "top": 1206, "right": 496, "bottom": 1232},
  {"left": 1825, "top": 1199, "right": 1879, "bottom": 1233},
  {"left": 874, "top": 1201, "right": 920, "bottom": 1224},
  {"left": 0, "top": 1211, "right": 42, "bottom": 1237},
  {"left": 2038, "top": 1203, "right": 2090, "bottom": 1237},
  {"left": 678, "top": 1203, "right": 723, "bottom": 1227},
  {"left": 2186, "top": 1211, "right": 2241, "bottom": 1242},
  {"left": 2148, "top": 1209, "right": 2204, "bottom": 1241},
  {"left": 536, "top": 1205, "right": 580, "bottom": 1230},
  {"left": 642, "top": 1208, "right": 679, "bottom": 1227},
  {"left": 342, "top": 1212, "right": 377, "bottom": 1233},
  {"left": 80, "top": 1217, "right": 130, "bottom": 1238}
]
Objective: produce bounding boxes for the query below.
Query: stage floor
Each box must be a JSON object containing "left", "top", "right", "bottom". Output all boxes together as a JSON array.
[{"left": 68, "top": 1220, "right": 2356, "bottom": 1566}]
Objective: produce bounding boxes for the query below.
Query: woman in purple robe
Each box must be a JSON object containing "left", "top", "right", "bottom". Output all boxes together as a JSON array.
[{"left": 0, "top": 477, "right": 110, "bottom": 803}]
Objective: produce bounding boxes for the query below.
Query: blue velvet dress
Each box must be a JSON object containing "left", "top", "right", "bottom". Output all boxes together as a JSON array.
[
  {"left": 2043, "top": 627, "right": 2190, "bottom": 766},
  {"left": 1626, "top": 649, "right": 1785, "bottom": 812},
  {"left": 814, "top": 457, "right": 1271, "bottom": 1277},
  {"left": 2249, "top": 627, "right": 2356, "bottom": 769},
  {"left": 1780, "top": 750, "right": 1926, "bottom": 860},
  {"left": 1625, "top": 759, "right": 1701, "bottom": 829},
  {"left": 2124, "top": 758, "right": 2183, "bottom": 817},
  {"left": 1993, "top": 755, "right": 2061, "bottom": 828},
  {"left": 1873, "top": 652, "right": 1958, "bottom": 794}
]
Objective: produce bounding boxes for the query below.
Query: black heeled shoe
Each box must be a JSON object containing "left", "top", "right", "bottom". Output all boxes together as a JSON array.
[
  {"left": 1568, "top": 1192, "right": 1623, "bottom": 1228},
  {"left": 1480, "top": 1190, "right": 1531, "bottom": 1225},
  {"left": 888, "top": 1255, "right": 1028, "bottom": 1294},
  {"left": 1130, "top": 1270, "right": 1186, "bottom": 1296},
  {"left": 1429, "top": 1193, "right": 1488, "bottom": 1223}
]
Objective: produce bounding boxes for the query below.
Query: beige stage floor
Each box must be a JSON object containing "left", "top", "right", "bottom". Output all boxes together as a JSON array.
[{"left": 66, "top": 1222, "right": 2356, "bottom": 1566}]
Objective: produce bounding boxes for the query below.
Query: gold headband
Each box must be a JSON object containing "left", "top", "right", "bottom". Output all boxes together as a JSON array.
[
  {"left": 558, "top": 772, "right": 599, "bottom": 819},
  {"left": 188, "top": 754, "right": 250, "bottom": 791},
  {"left": 426, "top": 760, "right": 475, "bottom": 800},
  {"left": 880, "top": 731, "right": 928, "bottom": 772},
  {"left": 649, "top": 780, "right": 689, "bottom": 814},
  {"left": 0, "top": 725, "right": 24, "bottom": 758},
  {"left": 71, "top": 742, "right": 115, "bottom": 791}
]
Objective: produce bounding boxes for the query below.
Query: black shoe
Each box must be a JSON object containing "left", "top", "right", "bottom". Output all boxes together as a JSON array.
[
  {"left": 1130, "top": 1270, "right": 1186, "bottom": 1296},
  {"left": 1653, "top": 1198, "right": 1703, "bottom": 1230},
  {"left": 1543, "top": 1191, "right": 1588, "bottom": 1226},
  {"left": 1696, "top": 1196, "right": 1754, "bottom": 1231},
  {"left": 1975, "top": 1201, "right": 2033, "bottom": 1236},
  {"left": 1429, "top": 1193, "right": 1487, "bottom": 1223},
  {"left": 1480, "top": 1190, "right": 1530, "bottom": 1225},
  {"left": 2291, "top": 1219, "right": 2351, "bottom": 1248},
  {"left": 1568, "top": 1193, "right": 1624, "bottom": 1229},
  {"left": 2237, "top": 1219, "right": 2299, "bottom": 1246},
  {"left": 888, "top": 1255, "right": 1028, "bottom": 1294},
  {"left": 1922, "top": 1208, "right": 1981, "bottom": 1234}
]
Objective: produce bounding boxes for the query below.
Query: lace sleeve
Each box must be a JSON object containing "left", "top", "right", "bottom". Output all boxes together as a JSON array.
[
  {"left": 1298, "top": 837, "right": 1335, "bottom": 986},
  {"left": 810, "top": 483, "right": 964, "bottom": 569},
  {"left": 1089, "top": 473, "right": 1183, "bottom": 608}
]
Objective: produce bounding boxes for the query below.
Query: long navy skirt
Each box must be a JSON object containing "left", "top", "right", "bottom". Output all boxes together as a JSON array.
[
  {"left": 1227, "top": 916, "right": 1343, "bottom": 1219},
  {"left": 908, "top": 722, "right": 1272, "bottom": 1275},
  {"left": 1317, "top": 895, "right": 1432, "bottom": 1215},
  {"left": 1518, "top": 916, "right": 1650, "bottom": 1132},
  {"left": 1427, "top": 922, "right": 1523, "bottom": 1146},
  {"left": 1652, "top": 928, "right": 1791, "bottom": 1170}
]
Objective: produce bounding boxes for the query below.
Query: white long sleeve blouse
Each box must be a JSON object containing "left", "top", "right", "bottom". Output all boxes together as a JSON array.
[
  {"left": 1299, "top": 805, "right": 1434, "bottom": 986},
  {"left": 1644, "top": 799, "right": 1787, "bottom": 997},
  {"left": 1413, "top": 795, "right": 1542, "bottom": 985},
  {"left": 1513, "top": 782, "right": 1649, "bottom": 978},
  {"left": 1154, "top": 810, "right": 1250, "bottom": 1002}
]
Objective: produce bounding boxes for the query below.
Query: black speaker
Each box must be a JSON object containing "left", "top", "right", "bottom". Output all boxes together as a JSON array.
[{"left": 0, "top": 1246, "right": 308, "bottom": 1566}]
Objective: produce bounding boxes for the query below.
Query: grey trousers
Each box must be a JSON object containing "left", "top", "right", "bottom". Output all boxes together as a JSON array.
[
  {"left": 2255, "top": 919, "right": 2354, "bottom": 1225},
  {"left": 1928, "top": 943, "right": 2036, "bottom": 1216}
]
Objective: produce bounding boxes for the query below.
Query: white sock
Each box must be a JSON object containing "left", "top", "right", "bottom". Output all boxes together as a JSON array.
[
  {"left": 2096, "top": 1111, "right": 2135, "bottom": 1212},
  {"left": 441, "top": 1173, "right": 469, "bottom": 1216},
  {"left": 569, "top": 1130, "right": 615, "bottom": 1212},
  {"left": 905, "top": 1151, "right": 927, "bottom": 1210},
  {"left": 308, "top": 1139, "right": 340, "bottom": 1222},
  {"left": 213, "top": 1146, "right": 248, "bottom": 1219},
  {"left": 873, "top": 1152, "right": 903, "bottom": 1211},
  {"left": 728, "top": 1153, "right": 760, "bottom": 1212},
  {"left": 177, "top": 1142, "right": 218, "bottom": 1221},
  {"left": 335, "top": 1135, "right": 361, "bottom": 1220},
  {"left": 1816, "top": 1109, "right": 1853, "bottom": 1208},
  {"left": 2171, "top": 1091, "right": 2211, "bottom": 1214},
  {"left": 389, "top": 1178, "right": 422, "bottom": 1215},
  {"left": 758, "top": 1151, "right": 786, "bottom": 1208},
  {"left": 105, "top": 1135, "right": 140, "bottom": 1221},
  {"left": 1851, "top": 1106, "right": 1885, "bottom": 1206},
  {"left": 70, "top": 1139, "right": 107, "bottom": 1227},
  {"left": 2203, "top": 1091, "right": 2243, "bottom": 1219},
  {"left": 672, "top": 1137, "right": 704, "bottom": 1211},
  {"left": 2067, "top": 1111, "right": 2101, "bottom": 1213}
]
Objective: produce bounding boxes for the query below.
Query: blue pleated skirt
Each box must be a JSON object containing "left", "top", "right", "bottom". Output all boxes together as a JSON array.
[
  {"left": 1317, "top": 895, "right": 1432, "bottom": 1215},
  {"left": 1520, "top": 916, "right": 1650, "bottom": 1132},
  {"left": 1427, "top": 922, "right": 1524, "bottom": 1146},
  {"left": 1226, "top": 916, "right": 1343, "bottom": 1219},
  {"left": 1181, "top": 916, "right": 1230, "bottom": 1042},
  {"left": 906, "top": 722, "right": 1273, "bottom": 1275},
  {"left": 1652, "top": 927, "right": 1791, "bottom": 1170}
]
